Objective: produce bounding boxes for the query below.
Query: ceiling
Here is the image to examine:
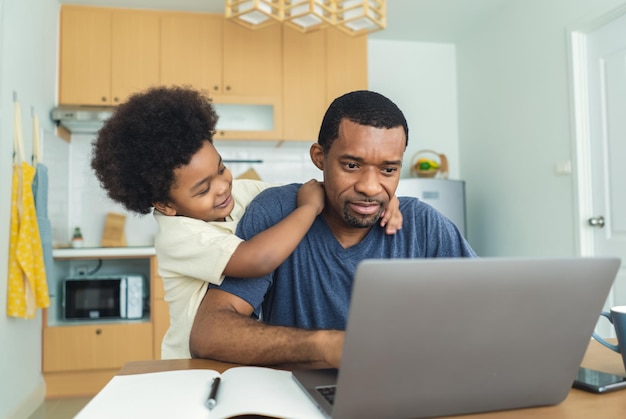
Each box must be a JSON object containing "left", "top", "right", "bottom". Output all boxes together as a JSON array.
[{"left": 60, "top": 0, "right": 513, "bottom": 43}]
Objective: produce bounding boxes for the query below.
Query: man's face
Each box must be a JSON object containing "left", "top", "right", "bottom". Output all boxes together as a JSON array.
[{"left": 311, "top": 119, "right": 405, "bottom": 231}]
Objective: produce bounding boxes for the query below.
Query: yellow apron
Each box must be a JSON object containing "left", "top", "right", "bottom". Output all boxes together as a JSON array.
[{"left": 7, "top": 101, "right": 49, "bottom": 319}]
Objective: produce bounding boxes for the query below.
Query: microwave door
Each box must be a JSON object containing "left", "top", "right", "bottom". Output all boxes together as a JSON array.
[{"left": 64, "top": 279, "right": 122, "bottom": 320}]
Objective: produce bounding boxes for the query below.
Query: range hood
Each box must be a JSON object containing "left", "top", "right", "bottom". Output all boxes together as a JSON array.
[
  {"left": 51, "top": 106, "right": 115, "bottom": 134},
  {"left": 50, "top": 102, "right": 276, "bottom": 137}
]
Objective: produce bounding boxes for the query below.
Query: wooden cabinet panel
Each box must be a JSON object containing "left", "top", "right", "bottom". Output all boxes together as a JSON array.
[
  {"left": 60, "top": 6, "right": 161, "bottom": 105},
  {"left": 325, "top": 27, "right": 368, "bottom": 102},
  {"left": 160, "top": 13, "right": 223, "bottom": 93},
  {"left": 43, "top": 322, "right": 153, "bottom": 372},
  {"left": 222, "top": 20, "right": 282, "bottom": 96},
  {"left": 282, "top": 27, "right": 367, "bottom": 141},
  {"left": 282, "top": 27, "right": 327, "bottom": 141},
  {"left": 111, "top": 11, "right": 160, "bottom": 104},
  {"left": 59, "top": 7, "right": 111, "bottom": 105}
]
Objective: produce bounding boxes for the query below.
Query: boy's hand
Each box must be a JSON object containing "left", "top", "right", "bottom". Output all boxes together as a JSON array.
[
  {"left": 380, "top": 195, "right": 403, "bottom": 234},
  {"left": 297, "top": 179, "right": 325, "bottom": 215}
]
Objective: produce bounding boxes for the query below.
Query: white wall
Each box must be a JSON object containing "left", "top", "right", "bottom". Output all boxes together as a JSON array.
[
  {"left": 0, "top": 1, "right": 59, "bottom": 417},
  {"left": 457, "top": 0, "right": 626, "bottom": 257}
]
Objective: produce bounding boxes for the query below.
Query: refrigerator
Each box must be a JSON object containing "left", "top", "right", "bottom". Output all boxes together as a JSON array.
[{"left": 395, "top": 178, "right": 467, "bottom": 238}]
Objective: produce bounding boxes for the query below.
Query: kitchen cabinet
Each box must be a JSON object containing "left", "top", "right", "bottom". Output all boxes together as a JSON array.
[
  {"left": 160, "top": 13, "right": 281, "bottom": 97},
  {"left": 160, "top": 12, "right": 283, "bottom": 140},
  {"left": 42, "top": 320, "right": 154, "bottom": 398},
  {"left": 57, "top": 6, "right": 366, "bottom": 141},
  {"left": 59, "top": 6, "right": 160, "bottom": 106},
  {"left": 282, "top": 27, "right": 327, "bottom": 141},
  {"left": 282, "top": 26, "right": 368, "bottom": 141},
  {"left": 42, "top": 250, "right": 165, "bottom": 398},
  {"left": 43, "top": 323, "right": 153, "bottom": 373},
  {"left": 160, "top": 13, "right": 223, "bottom": 94},
  {"left": 221, "top": 20, "right": 283, "bottom": 97},
  {"left": 325, "top": 27, "right": 368, "bottom": 105}
]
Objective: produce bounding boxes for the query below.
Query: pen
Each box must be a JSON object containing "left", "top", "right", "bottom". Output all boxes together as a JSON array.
[{"left": 206, "top": 377, "right": 221, "bottom": 410}]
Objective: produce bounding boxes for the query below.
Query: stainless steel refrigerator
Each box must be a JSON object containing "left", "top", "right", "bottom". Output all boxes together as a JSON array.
[{"left": 396, "top": 178, "right": 467, "bottom": 238}]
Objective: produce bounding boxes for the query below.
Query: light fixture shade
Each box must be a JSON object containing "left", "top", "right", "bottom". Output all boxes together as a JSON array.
[
  {"left": 225, "top": 0, "right": 284, "bottom": 29},
  {"left": 334, "top": 0, "right": 386, "bottom": 36},
  {"left": 283, "top": 0, "right": 335, "bottom": 33}
]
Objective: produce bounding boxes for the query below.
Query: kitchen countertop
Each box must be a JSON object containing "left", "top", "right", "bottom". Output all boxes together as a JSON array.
[{"left": 53, "top": 246, "right": 156, "bottom": 259}]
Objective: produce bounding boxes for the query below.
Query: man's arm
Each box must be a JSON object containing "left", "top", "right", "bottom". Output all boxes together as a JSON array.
[{"left": 189, "top": 288, "right": 344, "bottom": 368}]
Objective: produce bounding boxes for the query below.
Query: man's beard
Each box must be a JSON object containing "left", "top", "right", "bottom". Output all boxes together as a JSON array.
[{"left": 342, "top": 203, "right": 384, "bottom": 229}]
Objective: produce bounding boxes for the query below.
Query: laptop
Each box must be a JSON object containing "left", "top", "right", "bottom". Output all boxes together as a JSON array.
[{"left": 292, "top": 257, "right": 620, "bottom": 419}]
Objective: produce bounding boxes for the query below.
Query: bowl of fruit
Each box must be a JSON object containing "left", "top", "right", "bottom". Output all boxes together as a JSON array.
[{"left": 410, "top": 150, "right": 449, "bottom": 179}]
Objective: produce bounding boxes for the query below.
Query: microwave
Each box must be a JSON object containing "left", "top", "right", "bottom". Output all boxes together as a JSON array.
[{"left": 63, "top": 275, "right": 144, "bottom": 320}]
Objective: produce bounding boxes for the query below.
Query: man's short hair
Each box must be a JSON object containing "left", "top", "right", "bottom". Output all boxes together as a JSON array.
[{"left": 317, "top": 90, "right": 409, "bottom": 154}]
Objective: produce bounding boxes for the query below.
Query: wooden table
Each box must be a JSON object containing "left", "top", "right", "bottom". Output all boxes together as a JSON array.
[{"left": 118, "top": 340, "right": 626, "bottom": 418}]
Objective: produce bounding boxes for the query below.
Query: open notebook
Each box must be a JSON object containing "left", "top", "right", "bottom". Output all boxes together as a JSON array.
[{"left": 76, "top": 366, "right": 326, "bottom": 419}]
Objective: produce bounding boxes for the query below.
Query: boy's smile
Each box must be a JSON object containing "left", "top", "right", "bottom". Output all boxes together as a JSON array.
[{"left": 155, "top": 141, "right": 234, "bottom": 222}]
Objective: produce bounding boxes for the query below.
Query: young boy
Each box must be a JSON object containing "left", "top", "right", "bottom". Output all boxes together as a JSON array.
[{"left": 91, "top": 86, "right": 402, "bottom": 358}]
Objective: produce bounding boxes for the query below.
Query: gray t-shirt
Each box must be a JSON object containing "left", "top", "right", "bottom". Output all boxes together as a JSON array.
[{"left": 215, "top": 183, "right": 476, "bottom": 330}]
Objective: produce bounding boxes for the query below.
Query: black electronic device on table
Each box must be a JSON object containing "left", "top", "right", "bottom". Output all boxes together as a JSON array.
[{"left": 573, "top": 367, "right": 626, "bottom": 393}]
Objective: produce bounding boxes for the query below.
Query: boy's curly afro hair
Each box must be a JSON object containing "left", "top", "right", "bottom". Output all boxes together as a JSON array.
[{"left": 91, "top": 86, "right": 218, "bottom": 214}]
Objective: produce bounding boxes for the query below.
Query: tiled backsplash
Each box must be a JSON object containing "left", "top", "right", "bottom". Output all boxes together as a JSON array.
[{"left": 45, "top": 133, "right": 321, "bottom": 248}]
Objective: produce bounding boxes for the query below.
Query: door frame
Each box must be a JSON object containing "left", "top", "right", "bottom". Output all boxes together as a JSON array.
[{"left": 567, "top": 4, "right": 626, "bottom": 310}]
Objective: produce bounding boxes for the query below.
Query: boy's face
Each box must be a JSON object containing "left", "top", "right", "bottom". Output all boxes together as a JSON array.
[
  {"left": 311, "top": 119, "right": 405, "bottom": 231},
  {"left": 155, "top": 141, "right": 234, "bottom": 222}
]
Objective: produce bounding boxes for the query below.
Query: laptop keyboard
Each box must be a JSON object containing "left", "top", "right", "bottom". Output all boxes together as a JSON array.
[{"left": 316, "top": 385, "right": 337, "bottom": 405}]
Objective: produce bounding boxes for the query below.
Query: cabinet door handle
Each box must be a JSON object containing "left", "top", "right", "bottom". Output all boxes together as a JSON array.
[
  {"left": 95, "top": 328, "right": 102, "bottom": 335},
  {"left": 101, "top": 97, "right": 107, "bottom": 102},
  {"left": 113, "top": 97, "right": 119, "bottom": 103},
  {"left": 225, "top": 85, "right": 231, "bottom": 91},
  {"left": 213, "top": 86, "right": 219, "bottom": 91}
]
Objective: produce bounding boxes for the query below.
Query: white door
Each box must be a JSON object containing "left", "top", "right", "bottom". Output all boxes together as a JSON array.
[{"left": 571, "top": 7, "right": 626, "bottom": 337}]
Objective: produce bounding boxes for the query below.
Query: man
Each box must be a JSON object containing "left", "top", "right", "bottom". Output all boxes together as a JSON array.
[{"left": 189, "top": 90, "right": 476, "bottom": 367}]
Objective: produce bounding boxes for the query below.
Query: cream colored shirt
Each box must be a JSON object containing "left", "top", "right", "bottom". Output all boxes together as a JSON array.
[{"left": 154, "top": 179, "right": 272, "bottom": 359}]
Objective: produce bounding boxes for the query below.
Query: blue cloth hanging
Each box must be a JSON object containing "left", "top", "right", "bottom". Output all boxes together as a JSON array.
[{"left": 32, "top": 162, "right": 55, "bottom": 296}]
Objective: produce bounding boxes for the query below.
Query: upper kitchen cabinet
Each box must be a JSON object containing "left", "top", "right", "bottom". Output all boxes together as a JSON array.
[
  {"left": 325, "top": 27, "right": 368, "bottom": 105},
  {"left": 221, "top": 20, "right": 282, "bottom": 97},
  {"left": 160, "top": 13, "right": 282, "bottom": 98},
  {"left": 282, "top": 27, "right": 327, "bottom": 142},
  {"left": 160, "top": 13, "right": 223, "bottom": 93},
  {"left": 160, "top": 12, "right": 283, "bottom": 140},
  {"left": 59, "top": 6, "right": 160, "bottom": 106},
  {"left": 282, "top": 26, "right": 367, "bottom": 141}
]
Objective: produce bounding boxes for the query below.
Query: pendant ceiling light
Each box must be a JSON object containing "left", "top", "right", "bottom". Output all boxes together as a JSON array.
[
  {"left": 225, "top": 0, "right": 284, "bottom": 29},
  {"left": 334, "top": 0, "right": 385, "bottom": 36},
  {"left": 224, "top": 0, "right": 386, "bottom": 36},
  {"left": 283, "top": 0, "right": 334, "bottom": 33}
]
